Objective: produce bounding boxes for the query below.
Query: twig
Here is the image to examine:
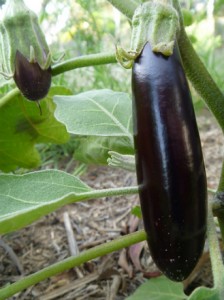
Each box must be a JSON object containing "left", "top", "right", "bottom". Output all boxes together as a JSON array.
[
  {"left": 63, "top": 212, "right": 79, "bottom": 257},
  {"left": 63, "top": 212, "right": 83, "bottom": 279},
  {"left": 108, "top": 275, "right": 122, "bottom": 300},
  {"left": 115, "top": 208, "right": 131, "bottom": 225},
  {"left": 39, "top": 272, "right": 99, "bottom": 300},
  {"left": 79, "top": 237, "right": 110, "bottom": 250},
  {"left": 76, "top": 288, "right": 101, "bottom": 300},
  {"left": 0, "top": 238, "right": 24, "bottom": 275}
]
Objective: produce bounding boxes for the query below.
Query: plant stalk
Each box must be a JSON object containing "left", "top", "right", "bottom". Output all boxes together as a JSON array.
[
  {"left": 0, "top": 230, "right": 146, "bottom": 299},
  {"left": 79, "top": 185, "right": 139, "bottom": 200},
  {"left": 207, "top": 201, "right": 224, "bottom": 296},
  {"left": 0, "top": 88, "right": 20, "bottom": 108},
  {"left": 214, "top": 162, "right": 224, "bottom": 242},
  {"left": 217, "top": 162, "right": 224, "bottom": 193},
  {"left": 172, "top": 0, "right": 224, "bottom": 131},
  {"left": 217, "top": 215, "right": 224, "bottom": 246},
  {"left": 52, "top": 52, "right": 117, "bottom": 76}
]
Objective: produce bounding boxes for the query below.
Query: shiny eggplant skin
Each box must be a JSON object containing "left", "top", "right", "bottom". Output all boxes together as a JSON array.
[
  {"left": 13, "top": 50, "right": 51, "bottom": 101},
  {"left": 132, "top": 42, "right": 207, "bottom": 281}
]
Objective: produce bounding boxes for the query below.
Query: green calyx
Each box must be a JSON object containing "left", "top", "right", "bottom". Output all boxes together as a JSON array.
[
  {"left": 0, "top": 0, "right": 51, "bottom": 77},
  {"left": 116, "top": 0, "right": 180, "bottom": 68}
]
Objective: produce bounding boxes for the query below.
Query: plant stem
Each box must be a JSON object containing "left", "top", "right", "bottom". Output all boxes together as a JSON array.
[
  {"left": 0, "top": 230, "right": 146, "bottom": 299},
  {"left": 79, "top": 185, "right": 139, "bottom": 201},
  {"left": 106, "top": 0, "right": 137, "bottom": 20},
  {"left": 213, "top": 162, "right": 224, "bottom": 242},
  {"left": 207, "top": 201, "right": 224, "bottom": 296},
  {"left": 217, "top": 215, "right": 224, "bottom": 245},
  {"left": 172, "top": 0, "right": 224, "bottom": 131},
  {"left": 0, "top": 88, "right": 20, "bottom": 108},
  {"left": 52, "top": 52, "right": 117, "bottom": 76},
  {"left": 217, "top": 162, "right": 224, "bottom": 192}
]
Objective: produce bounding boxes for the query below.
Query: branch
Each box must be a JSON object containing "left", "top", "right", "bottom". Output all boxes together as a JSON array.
[{"left": 52, "top": 52, "right": 117, "bottom": 76}]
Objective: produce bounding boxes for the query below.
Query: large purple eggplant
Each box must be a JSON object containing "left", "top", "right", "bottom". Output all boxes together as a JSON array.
[{"left": 132, "top": 42, "right": 207, "bottom": 281}]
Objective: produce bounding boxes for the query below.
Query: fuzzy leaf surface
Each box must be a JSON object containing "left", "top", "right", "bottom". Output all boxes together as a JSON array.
[
  {"left": 0, "top": 170, "right": 91, "bottom": 234},
  {"left": 54, "top": 89, "right": 133, "bottom": 139}
]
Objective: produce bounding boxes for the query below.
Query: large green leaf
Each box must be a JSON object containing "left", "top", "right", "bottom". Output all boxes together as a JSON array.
[
  {"left": 188, "top": 287, "right": 219, "bottom": 300},
  {"left": 54, "top": 89, "right": 133, "bottom": 139},
  {"left": 0, "top": 86, "right": 70, "bottom": 172},
  {"left": 126, "top": 276, "right": 186, "bottom": 300},
  {"left": 0, "top": 170, "right": 92, "bottom": 234},
  {"left": 74, "top": 136, "right": 134, "bottom": 165}
]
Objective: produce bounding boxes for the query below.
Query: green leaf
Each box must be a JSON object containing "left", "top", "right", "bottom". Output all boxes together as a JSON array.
[
  {"left": 74, "top": 136, "right": 134, "bottom": 165},
  {"left": 54, "top": 89, "right": 133, "bottom": 140},
  {"left": 0, "top": 86, "right": 70, "bottom": 172},
  {"left": 126, "top": 276, "right": 186, "bottom": 300},
  {"left": 188, "top": 287, "right": 219, "bottom": 300},
  {"left": 0, "top": 170, "right": 92, "bottom": 234},
  {"left": 131, "top": 205, "right": 142, "bottom": 218},
  {"left": 182, "top": 8, "right": 193, "bottom": 27}
]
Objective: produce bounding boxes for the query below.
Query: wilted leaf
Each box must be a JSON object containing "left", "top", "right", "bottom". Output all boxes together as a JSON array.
[
  {"left": 129, "top": 242, "right": 145, "bottom": 271},
  {"left": 119, "top": 248, "right": 133, "bottom": 278}
]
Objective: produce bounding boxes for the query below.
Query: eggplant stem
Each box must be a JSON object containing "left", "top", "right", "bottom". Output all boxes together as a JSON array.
[{"left": 36, "top": 101, "right": 42, "bottom": 115}]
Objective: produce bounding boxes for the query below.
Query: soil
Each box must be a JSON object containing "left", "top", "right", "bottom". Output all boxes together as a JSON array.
[{"left": 0, "top": 111, "right": 223, "bottom": 300}]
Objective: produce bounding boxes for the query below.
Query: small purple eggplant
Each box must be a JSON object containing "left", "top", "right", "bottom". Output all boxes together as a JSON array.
[
  {"left": 13, "top": 50, "right": 51, "bottom": 101},
  {"left": 0, "top": 0, "right": 52, "bottom": 107}
]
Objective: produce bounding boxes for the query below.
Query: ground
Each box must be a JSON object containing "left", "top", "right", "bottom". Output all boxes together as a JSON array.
[{"left": 0, "top": 110, "right": 223, "bottom": 300}]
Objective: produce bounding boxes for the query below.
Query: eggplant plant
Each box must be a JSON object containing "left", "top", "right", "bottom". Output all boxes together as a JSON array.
[{"left": 0, "top": 0, "right": 224, "bottom": 299}]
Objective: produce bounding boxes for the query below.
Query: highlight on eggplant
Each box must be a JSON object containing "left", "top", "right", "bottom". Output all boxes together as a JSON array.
[
  {"left": 132, "top": 42, "right": 207, "bottom": 281},
  {"left": 13, "top": 50, "right": 51, "bottom": 108}
]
